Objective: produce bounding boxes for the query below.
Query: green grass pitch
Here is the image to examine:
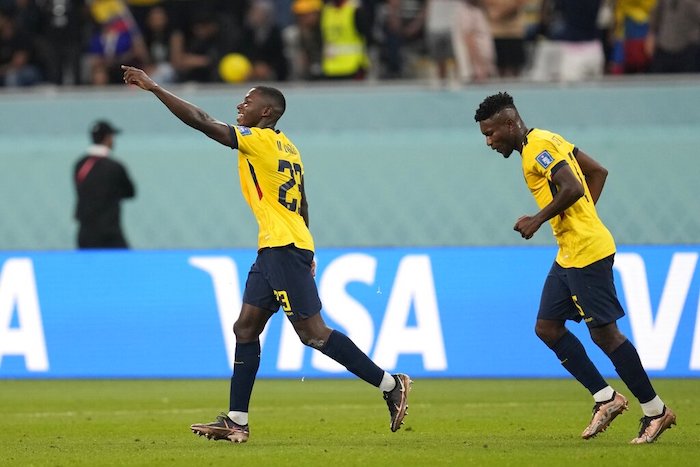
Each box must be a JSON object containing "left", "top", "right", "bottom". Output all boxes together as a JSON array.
[{"left": 1, "top": 378, "right": 697, "bottom": 466}]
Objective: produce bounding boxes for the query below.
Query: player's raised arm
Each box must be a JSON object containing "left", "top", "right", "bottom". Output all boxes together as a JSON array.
[
  {"left": 574, "top": 148, "right": 608, "bottom": 204},
  {"left": 121, "top": 65, "right": 234, "bottom": 148}
]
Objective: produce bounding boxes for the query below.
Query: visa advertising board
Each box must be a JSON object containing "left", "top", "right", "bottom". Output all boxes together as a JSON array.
[{"left": 1, "top": 246, "right": 699, "bottom": 378}]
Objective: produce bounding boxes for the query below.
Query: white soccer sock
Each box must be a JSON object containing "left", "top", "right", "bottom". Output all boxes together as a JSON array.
[
  {"left": 379, "top": 372, "right": 396, "bottom": 392},
  {"left": 592, "top": 385, "right": 615, "bottom": 403},
  {"left": 640, "top": 396, "right": 665, "bottom": 417},
  {"left": 228, "top": 411, "right": 249, "bottom": 426}
]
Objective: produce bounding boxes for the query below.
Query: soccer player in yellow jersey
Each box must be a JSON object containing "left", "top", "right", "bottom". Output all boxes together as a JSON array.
[
  {"left": 474, "top": 92, "right": 676, "bottom": 444},
  {"left": 121, "top": 65, "right": 411, "bottom": 443}
]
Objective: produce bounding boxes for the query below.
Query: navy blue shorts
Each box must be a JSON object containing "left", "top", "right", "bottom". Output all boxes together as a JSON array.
[
  {"left": 538, "top": 254, "right": 625, "bottom": 328},
  {"left": 242, "top": 245, "right": 322, "bottom": 321}
]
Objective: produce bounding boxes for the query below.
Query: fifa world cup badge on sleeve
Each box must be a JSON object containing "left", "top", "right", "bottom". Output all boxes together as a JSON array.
[
  {"left": 536, "top": 150, "right": 554, "bottom": 169},
  {"left": 237, "top": 125, "right": 252, "bottom": 136}
]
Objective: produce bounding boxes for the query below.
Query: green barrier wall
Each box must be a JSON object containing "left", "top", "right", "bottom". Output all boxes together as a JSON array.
[{"left": 1, "top": 79, "right": 698, "bottom": 250}]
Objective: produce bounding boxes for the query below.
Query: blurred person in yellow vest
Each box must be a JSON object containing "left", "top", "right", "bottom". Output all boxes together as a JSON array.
[{"left": 320, "top": 0, "right": 370, "bottom": 79}]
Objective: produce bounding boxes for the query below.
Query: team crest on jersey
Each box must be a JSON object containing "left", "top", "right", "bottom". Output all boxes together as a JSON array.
[
  {"left": 536, "top": 150, "right": 555, "bottom": 169},
  {"left": 236, "top": 125, "right": 252, "bottom": 136}
]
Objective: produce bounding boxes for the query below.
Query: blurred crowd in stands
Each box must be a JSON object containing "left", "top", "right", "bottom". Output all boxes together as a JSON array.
[{"left": 1, "top": 0, "right": 699, "bottom": 88}]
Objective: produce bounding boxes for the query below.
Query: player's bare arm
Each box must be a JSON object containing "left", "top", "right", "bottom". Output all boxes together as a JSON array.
[
  {"left": 573, "top": 149, "right": 608, "bottom": 204},
  {"left": 514, "top": 164, "right": 584, "bottom": 239},
  {"left": 121, "top": 65, "right": 233, "bottom": 148},
  {"left": 299, "top": 177, "right": 309, "bottom": 228},
  {"left": 297, "top": 177, "right": 316, "bottom": 277}
]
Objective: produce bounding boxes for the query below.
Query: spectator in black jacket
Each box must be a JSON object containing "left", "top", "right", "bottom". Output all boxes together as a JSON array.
[{"left": 73, "top": 120, "right": 135, "bottom": 249}]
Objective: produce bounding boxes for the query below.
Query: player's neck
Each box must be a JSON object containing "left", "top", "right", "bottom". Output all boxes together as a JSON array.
[
  {"left": 515, "top": 126, "right": 529, "bottom": 154},
  {"left": 256, "top": 121, "right": 276, "bottom": 131}
]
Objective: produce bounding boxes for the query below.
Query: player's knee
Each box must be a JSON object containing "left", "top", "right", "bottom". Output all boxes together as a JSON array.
[
  {"left": 305, "top": 337, "right": 326, "bottom": 349},
  {"left": 591, "top": 333, "right": 613, "bottom": 353},
  {"left": 233, "top": 320, "right": 257, "bottom": 342},
  {"left": 534, "top": 321, "right": 563, "bottom": 346},
  {"left": 296, "top": 330, "right": 325, "bottom": 349},
  {"left": 591, "top": 328, "right": 626, "bottom": 354},
  {"left": 534, "top": 322, "right": 548, "bottom": 340}
]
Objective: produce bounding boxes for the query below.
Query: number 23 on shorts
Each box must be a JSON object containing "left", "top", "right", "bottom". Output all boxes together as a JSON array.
[{"left": 274, "top": 290, "right": 292, "bottom": 314}]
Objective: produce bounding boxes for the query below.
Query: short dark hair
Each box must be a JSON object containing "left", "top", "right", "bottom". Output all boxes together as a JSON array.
[
  {"left": 256, "top": 86, "right": 286, "bottom": 120},
  {"left": 474, "top": 92, "right": 516, "bottom": 122}
]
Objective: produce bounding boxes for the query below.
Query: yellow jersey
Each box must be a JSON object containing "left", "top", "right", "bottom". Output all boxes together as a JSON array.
[
  {"left": 233, "top": 125, "right": 315, "bottom": 252},
  {"left": 521, "top": 128, "right": 615, "bottom": 268}
]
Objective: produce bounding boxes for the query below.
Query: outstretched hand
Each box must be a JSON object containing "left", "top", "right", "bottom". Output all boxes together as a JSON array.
[{"left": 121, "top": 65, "right": 158, "bottom": 91}]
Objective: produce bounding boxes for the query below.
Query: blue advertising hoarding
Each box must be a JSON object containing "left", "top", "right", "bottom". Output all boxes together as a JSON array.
[{"left": 1, "top": 246, "right": 699, "bottom": 378}]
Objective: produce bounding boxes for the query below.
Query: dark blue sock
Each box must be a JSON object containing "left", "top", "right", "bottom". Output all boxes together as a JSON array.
[
  {"left": 320, "top": 330, "right": 384, "bottom": 387},
  {"left": 608, "top": 339, "right": 656, "bottom": 403},
  {"left": 550, "top": 331, "right": 608, "bottom": 395},
  {"left": 229, "top": 341, "right": 261, "bottom": 413}
]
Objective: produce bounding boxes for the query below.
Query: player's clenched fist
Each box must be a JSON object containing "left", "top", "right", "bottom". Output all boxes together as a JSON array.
[{"left": 121, "top": 65, "right": 158, "bottom": 91}]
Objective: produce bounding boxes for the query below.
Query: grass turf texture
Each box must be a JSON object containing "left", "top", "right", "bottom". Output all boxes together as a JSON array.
[{"left": 1, "top": 378, "right": 697, "bottom": 466}]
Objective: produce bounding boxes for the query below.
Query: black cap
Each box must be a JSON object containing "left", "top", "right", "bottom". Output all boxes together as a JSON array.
[{"left": 90, "top": 120, "right": 121, "bottom": 143}]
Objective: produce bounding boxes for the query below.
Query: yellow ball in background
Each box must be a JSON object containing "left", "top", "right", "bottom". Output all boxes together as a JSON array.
[{"left": 218, "top": 53, "right": 252, "bottom": 83}]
